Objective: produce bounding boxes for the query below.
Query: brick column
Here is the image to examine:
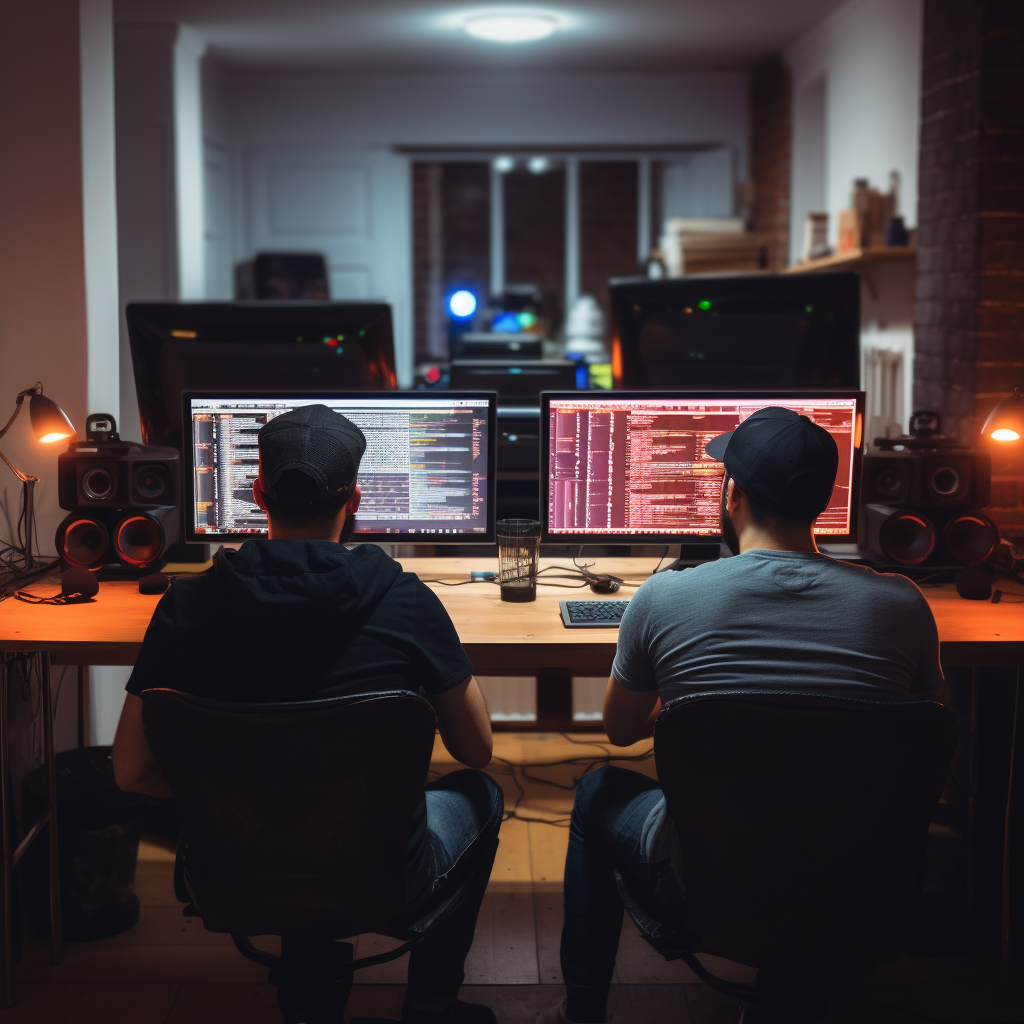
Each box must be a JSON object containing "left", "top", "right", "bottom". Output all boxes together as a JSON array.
[
  {"left": 750, "top": 56, "right": 791, "bottom": 272},
  {"left": 915, "top": 0, "right": 1024, "bottom": 523}
]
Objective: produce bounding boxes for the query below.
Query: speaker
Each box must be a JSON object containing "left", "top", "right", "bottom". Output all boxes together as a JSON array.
[
  {"left": 862, "top": 450, "right": 991, "bottom": 507},
  {"left": 59, "top": 442, "right": 179, "bottom": 510},
  {"left": 862, "top": 504, "right": 999, "bottom": 567},
  {"left": 56, "top": 506, "right": 178, "bottom": 571}
]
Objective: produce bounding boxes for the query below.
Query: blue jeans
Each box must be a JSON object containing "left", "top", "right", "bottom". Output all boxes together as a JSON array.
[
  {"left": 406, "top": 768, "right": 505, "bottom": 998},
  {"left": 560, "top": 766, "right": 686, "bottom": 1024},
  {"left": 257, "top": 769, "right": 503, "bottom": 1021}
]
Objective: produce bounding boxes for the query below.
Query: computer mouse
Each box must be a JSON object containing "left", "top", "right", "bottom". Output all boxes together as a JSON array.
[{"left": 589, "top": 578, "right": 620, "bottom": 594}]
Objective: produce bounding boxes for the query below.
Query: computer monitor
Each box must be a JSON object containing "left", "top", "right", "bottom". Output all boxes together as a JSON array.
[
  {"left": 541, "top": 391, "right": 864, "bottom": 544},
  {"left": 183, "top": 392, "right": 497, "bottom": 544},
  {"left": 127, "top": 301, "right": 397, "bottom": 451},
  {"left": 608, "top": 274, "right": 860, "bottom": 390}
]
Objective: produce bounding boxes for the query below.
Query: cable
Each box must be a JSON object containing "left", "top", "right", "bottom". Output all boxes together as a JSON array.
[
  {"left": 652, "top": 546, "right": 671, "bottom": 575},
  {"left": 479, "top": 738, "right": 655, "bottom": 827}
]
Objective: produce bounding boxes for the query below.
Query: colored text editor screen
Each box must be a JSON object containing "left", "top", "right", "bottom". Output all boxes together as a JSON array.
[
  {"left": 189, "top": 396, "right": 490, "bottom": 537},
  {"left": 547, "top": 396, "right": 859, "bottom": 537}
]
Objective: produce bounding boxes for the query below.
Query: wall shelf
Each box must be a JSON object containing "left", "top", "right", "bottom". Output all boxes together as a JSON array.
[{"left": 783, "top": 246, "right": 917, "bottom": 274}]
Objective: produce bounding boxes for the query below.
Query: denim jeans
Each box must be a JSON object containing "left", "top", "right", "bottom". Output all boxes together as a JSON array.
[
  {"left": 560, "top": 766, "right": 686, "bottom": 1024},
  {"left": 256, "top": 768, "right": 503, "bottom": 1022},
  {"left": 406, "top": 768, "right": 505, "bottom": 998}
]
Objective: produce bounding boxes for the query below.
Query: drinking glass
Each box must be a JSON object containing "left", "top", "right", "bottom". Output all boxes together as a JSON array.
[{"left": 497, "top": 519, "right": 541, "bottom": 602}]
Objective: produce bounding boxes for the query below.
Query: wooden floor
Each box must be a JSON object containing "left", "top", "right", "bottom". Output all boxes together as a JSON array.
[{"left": 5, "top": 734, "right": 1022, "bottom": 1024}]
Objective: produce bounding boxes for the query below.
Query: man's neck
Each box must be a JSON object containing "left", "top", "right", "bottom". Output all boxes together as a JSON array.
[{"left": 737, "top": 525, "right": 818, "bottom": 555}]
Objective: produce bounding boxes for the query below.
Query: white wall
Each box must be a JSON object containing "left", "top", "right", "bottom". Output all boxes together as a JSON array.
[
  {"left": 786, "top": 0, "right": 922, "bottom": 261},
  {"left": 787, "top": 0, "right": 922, "bottom": 432},
  {"left": 206, "top": 69, "right": 748, "bottom": 383}
]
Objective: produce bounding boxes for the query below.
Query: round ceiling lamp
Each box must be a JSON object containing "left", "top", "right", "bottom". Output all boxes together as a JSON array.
[{"left": 462, "top": 11, "right": 560, "bottom": 44}]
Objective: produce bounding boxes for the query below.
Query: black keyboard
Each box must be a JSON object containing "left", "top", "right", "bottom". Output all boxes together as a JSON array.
[{"left": 560, "top": 599, "right": 630, "bottom": 628}]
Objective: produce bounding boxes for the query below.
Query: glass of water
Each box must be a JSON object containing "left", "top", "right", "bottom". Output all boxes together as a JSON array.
[{"left": 497, "top": 519, "right": 541, "bottom": 602}]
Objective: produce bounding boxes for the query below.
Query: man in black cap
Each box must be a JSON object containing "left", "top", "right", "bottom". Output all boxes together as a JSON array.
[
  {"left": 113, "top": 404, "right": 503, "bottom": 1024},
  {"left": 545, "top": 407, "right": 944, "bottom": 1024}
]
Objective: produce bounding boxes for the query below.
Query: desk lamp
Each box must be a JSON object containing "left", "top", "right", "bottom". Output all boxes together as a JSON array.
[
  {"left": 982, "top": 388, "right": 1024, "bottom": 444},
  {"left": 0, "top": 382, "right": 77, "bottom": 567}
]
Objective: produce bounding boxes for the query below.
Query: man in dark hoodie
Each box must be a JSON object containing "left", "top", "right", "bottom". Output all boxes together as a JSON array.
[{"left": 112, "top": 404, "right": 504, "bottom": 1024}]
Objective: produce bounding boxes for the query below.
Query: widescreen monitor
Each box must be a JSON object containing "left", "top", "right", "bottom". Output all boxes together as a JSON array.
[
  {"left": 127, "top": 301, "right": 396, "bottom": 452},
  {"left": 608, "top": 274, "right": 860, "bottom": 390},
  {"left": 184, "top": 392, "right": 496, "bottom": 544},
  {"left": 541, "top": 391, "right": 864, "bottom": 544}
]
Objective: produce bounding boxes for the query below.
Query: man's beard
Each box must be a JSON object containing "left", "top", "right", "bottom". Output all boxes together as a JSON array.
[
  {"left": 339, "top": 514, "right": 357, "bottom": 545},
  {"left": 720, "top": 480, "right": 740, "bottom": 556}
]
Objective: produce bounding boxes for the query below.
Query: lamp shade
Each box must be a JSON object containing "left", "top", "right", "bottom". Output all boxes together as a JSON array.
[
  {"left": 29, "top": 392, "right": 76, "bottom": 443},
  {"left": 981, "top": 389, "right": 1024, "bottom": 443}
]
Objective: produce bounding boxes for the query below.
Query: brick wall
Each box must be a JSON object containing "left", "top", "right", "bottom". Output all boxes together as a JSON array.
[
  {"left": 504, "top": 166, "right": 566, "bottom": 332},
  {"left": 579, "top": 161, "right": 638, "bottom": 334},
  {"left": 412, "top": 162, "right": 490, "bottom": 362},
  {"left": 915, "top": 0, "right": 1024, "bottom": 524},
  {"left": 749, "top": 56, "right": 791, "bottom": 272}
]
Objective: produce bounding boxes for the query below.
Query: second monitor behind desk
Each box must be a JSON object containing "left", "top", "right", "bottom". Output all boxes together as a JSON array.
[{"left": 449, "top": 359, "right": 578, "bottom": 522}]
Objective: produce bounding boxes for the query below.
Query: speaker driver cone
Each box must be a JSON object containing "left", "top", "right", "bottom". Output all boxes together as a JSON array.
[
  {"left": 60, "top": 516, "right": 108, "bottom": 569},
  {"left": 82, "top": 467, "right": 115, "bottom": 501},
  {"left": 115, "top": 514, "right": 164, "bottom": 567},
  {"left": 133, "top": 464, "right": 170, "bottom": 502},
  {"left": 944, "top": 513, "right": 998, "bottom": 566},
  {"left": 879, "top": 512, "right": 937, "bottom": 565}
]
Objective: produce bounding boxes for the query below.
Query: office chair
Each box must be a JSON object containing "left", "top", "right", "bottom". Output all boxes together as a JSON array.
[
  {"left": 141, "top": 688, "right": 475, "bottom": 1024},
  {"left": 614, "top": 690, "right": 957, "bottom": 1024}
]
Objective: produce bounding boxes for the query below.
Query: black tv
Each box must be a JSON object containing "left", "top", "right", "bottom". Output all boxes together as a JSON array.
[
  {"left": 126, "top": 301, "right": 396, "bottom": 451},
  {"left": 608, "top": 273, "right": 860, "bottom": 390}
]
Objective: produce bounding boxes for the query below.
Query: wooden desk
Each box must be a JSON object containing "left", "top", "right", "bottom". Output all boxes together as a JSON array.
[
  {"left": 3, "top": 557, "right": 1022, "bottom": 669},
  {"left": 0, "top": 556, "right": 1022, "bottom": 1005}
]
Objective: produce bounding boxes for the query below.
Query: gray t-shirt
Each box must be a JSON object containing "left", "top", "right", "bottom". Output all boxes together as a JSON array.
[{"left": 612, "top": 549, "right": 945, "bottom": 878}]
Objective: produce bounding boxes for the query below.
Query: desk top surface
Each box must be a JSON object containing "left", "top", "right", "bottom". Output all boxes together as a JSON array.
[{"left": 1, "top": 557, "right": 1021, "bottom": 668}]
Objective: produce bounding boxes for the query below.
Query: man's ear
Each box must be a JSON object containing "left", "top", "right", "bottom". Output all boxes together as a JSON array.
[
  {"left": 253, "top": 479, "right": 267, "bottom": 512},
  {"left": 726, "top": 476, "right": 742, "bottom": 515},
  {"left": 346, "top": 484, "right": 361, "bottom": 515}
]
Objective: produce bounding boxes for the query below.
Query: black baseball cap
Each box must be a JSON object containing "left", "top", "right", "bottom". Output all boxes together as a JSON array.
[
  {"left": 704, "top": 407, "right": 839, "bottom": 519},
  {"left": 257, "top": 404, "right": 366, "bottom": 506}
]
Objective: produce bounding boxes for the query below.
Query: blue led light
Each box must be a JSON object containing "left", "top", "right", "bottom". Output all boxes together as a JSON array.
[
  {"left": 448, "top": 290, "right": 477, "bottom": 319},
  {"left": 492, "top": 312, "right": 521, "bottom": 333}
]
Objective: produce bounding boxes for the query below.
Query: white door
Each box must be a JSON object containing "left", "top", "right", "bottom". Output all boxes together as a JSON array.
[{"left": 245, "top": 146, "right": 412, "bottom": 383}]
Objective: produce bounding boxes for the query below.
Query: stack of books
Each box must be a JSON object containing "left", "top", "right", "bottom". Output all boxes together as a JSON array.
[{"left": 659, "top": 218, "right": 767, "bottom": 276}]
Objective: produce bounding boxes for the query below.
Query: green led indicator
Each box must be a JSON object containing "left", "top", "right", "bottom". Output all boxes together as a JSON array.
[
  {"left": 322, "top": 335, "right": 332, "bottom": 343},
  {"left": 804, "top": 305, "right": 813, "bottom": 313},
  {"left": 698, "top": 300, "right": 712, "bottom": 311},
  {"left": 358, "top": 330, "right": 366, "bottom": 336}
]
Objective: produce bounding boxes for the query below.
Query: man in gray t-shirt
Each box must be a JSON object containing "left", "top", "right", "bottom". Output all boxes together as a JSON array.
[{"left": 546, "top": 407, "right": 944, "bottom": 1024}]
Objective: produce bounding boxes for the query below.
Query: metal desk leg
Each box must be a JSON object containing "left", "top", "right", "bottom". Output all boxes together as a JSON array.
[
  {"left": 77, "top": 666, "right": 86, "bottom": 749},
  {"left": 0, "top": 657, "right": 15, "bottom": 1006},
  {"left": 40, "top": 656, "right": 62, "bottom": 965},
  {"left": 1002, "top": 666, "right": 1022, "bottom": 993}
]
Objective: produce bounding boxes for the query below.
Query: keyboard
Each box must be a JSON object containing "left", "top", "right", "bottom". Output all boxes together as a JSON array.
[{"left": 560, "top": 599, "right": 630, "bottom": 629}]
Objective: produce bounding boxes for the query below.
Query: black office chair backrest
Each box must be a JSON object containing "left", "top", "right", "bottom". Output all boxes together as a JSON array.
[
  {"left": 654, "top": 690, "right": 957, "bottom": 972},
  {"left": 141, "top": 688, "right": 437, "bottom": 938}
]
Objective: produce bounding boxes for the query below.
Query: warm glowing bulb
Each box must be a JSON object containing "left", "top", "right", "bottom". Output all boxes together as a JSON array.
[
  {"left": 39, "top": 431, "right": 71, "bottom": 443},
  {"left": 463, "top": 13, "right": 559, "bottom": 43},
  {"left": 991, "top": 428, "right": 1021, "bottom": 442}
]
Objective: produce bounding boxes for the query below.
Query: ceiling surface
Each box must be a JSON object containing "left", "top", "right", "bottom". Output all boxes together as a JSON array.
[{"left": 113, "top": 0, "right": 848, "bottom": 73}]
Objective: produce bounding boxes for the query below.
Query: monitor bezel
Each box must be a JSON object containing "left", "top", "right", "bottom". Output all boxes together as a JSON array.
[
  {"left": 540, "top": 389, "right": 866, "bottom": 545},
  {"left": 182, "top": 390, "right": 499, "bottom": 545}
]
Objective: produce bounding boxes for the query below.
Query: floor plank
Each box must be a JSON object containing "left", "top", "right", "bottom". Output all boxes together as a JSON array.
[
  {"left": 164, "top": 983, "right": 283, "bottom": 1024},
  {"left": 0, "top": 982, "right": 83, "bottom": 1024},
  {"left": 62, "top": 983, "right": 179, "bottom": 1024}
]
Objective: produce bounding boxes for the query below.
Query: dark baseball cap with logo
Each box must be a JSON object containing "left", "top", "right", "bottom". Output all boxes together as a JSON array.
[
  {"left": 257, "top": 404, "right": 366, "bottom": 506},
  {"left": 704, "top": 407, "right": 839, "bottom": 520}
]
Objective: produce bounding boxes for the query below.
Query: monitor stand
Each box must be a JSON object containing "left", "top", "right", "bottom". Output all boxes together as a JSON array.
[{"left": 663, "top": 542, "right": 722, "bottom": 571}]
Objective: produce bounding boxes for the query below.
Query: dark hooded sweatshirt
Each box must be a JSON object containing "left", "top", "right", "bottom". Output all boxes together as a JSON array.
[{"left": 126, "top": 540, "right": 474, "bottom": 886}]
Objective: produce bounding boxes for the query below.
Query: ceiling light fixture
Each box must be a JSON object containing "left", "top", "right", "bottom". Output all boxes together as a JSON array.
[
  {"left": 463, "top": 11, "right": 560, "bottom": 44},
  {"left": 493, "top": 155, "right": 515, "bottom": 173},
  {"left": 527, "top": 156, "right": 551, "bottom": 174}
]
